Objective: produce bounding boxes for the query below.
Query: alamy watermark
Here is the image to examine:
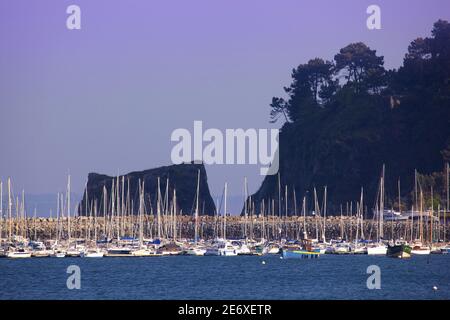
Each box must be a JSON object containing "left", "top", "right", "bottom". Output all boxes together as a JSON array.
[
  {"left": 66, "top": 265, "right": 81, "bottom": 290},
  {"left": 66, "top": 5, "right": 81, "bottom": 30},
  {"left": 65, "top": 4, "right": 380, "bottom": 31},
  {"left": 367, "top": 5, "right": 381, "bottom": 30},
  {"left": 366, "top": 265, "right": 381, "bottom": 289},
  {"left": 170, "top": 121, "right": 279, "bottom": 175}
]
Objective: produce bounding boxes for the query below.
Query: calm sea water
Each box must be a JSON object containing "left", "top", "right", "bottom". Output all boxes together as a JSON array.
[{"left": 0, "top": 255, "right": 449, "bottom": 300}]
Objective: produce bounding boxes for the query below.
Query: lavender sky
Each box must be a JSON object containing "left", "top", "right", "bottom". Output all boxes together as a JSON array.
[{"left": 1, "top": 0, "right": 449, "bottom": 213}]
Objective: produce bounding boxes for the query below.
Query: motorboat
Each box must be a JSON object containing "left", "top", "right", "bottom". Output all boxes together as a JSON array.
[
  {"left": 7, "top": 248, "right": 32, "bottom": 258},
  {"left": 106, "top": 247, "right": 133, "bottom": 257},
  {"left": 185, "top": 245, "right": 207, "bottom": 256},
  {"left": 81, "top": 249, "right": 104, "bottom": 258}
]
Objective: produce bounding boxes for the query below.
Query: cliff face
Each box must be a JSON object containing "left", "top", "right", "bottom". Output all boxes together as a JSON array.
[
  {"left": 78, "top": 163, "right": 216, "bottom": 216},
  {"left": 248, "top": 94, "right": 449, "bottom": 216}
]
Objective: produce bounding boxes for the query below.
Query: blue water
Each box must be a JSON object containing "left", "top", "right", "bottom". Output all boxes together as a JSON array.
[{"left": 0, "top": 255, "right": 449, "bottom": 299}]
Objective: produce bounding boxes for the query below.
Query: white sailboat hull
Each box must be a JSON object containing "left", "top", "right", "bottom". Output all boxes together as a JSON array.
[
  {"left": 7, "top": 251, "right": 32, "bottom": 258},
  {"left": 411, "top": 248, "right": 431, "bottom": 255},
  {"left": 185, "top": 248, "right": 206, "bottom": 256},
  {"left": 82, "top": 251, "right": 104, "bottom": 258},
  {"left": 367, "top": 245, "right": 387, "bottom": 255}
]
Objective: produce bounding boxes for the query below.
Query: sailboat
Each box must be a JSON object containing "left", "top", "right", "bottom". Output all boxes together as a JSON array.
[
  {"left": 51, "top": 192, "right": 66, "bottom": 258},
  {"left": 410, "top": 187, "right": 431, "bottom": 255},
  {"left": 81, "top": 248, "right": 104, "bottom": 258},
  {"left": 386, "top": 179, "right": 411, "bottom": 258},
  {"left": 350, "top": 189, "right": 367, "bottom": 254},
  {"left": 5, "top": 179, "right": 31, "bottom": 259},
  {"left": 204, "top": 182, "right": 237, "bottom": 256},
  {"left": 132, "top": 180, "right": 158, "bottom": 257},
  {"left": 367, "top": 166, "right": 387, "bottom": 255},
  {"left": 186, "top": 170, "right": 206, "bottom": 256},
  {"left": 82, "top": 199, "right": 104, "bottom": 258}
]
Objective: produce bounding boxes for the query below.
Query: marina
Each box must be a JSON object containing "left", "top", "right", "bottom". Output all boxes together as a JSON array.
[
  {"left": 0, "top": 164, "right": 450, "bottom": 259},
  {"left": 1, "top": 166, "right": 449, "bottom": 260},
  {"left": 0, "top": 180, "right": 450, "bottom": 259}
]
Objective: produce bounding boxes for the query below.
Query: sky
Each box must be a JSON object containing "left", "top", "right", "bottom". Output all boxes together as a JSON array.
[{"left": 1, "top": 0, "right": 449, "bottom": 214}]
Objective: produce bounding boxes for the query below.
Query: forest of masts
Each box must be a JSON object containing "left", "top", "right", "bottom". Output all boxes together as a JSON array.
[{"left": 0, "top": 164, "right": 449, "bottom": 245}]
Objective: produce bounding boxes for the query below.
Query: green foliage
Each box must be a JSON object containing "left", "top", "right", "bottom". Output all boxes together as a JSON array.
[{"left": 334, "top": 42, "right": 386, "bottom": 93}]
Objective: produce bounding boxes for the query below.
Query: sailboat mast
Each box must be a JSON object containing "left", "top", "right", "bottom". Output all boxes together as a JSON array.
[
  {"left": 415, "top": 169, "right": 418, "bottom": 214},
  {"left": 94, "top": 199, "right": 97, "bottom": 243},
  {"left": 277, "top": 173, "right": 281, "bottom": 219},
  {"left": 103, "top": 186, "right": 107, "bottom": 239},
  {"left": 244, "top": 177, "right": 248, "bottom": 239},
  {"left": 430, "top": 186, "right": 433, "bottom": 245},
  {"left": 411, "top": 204, "right": 414, "bottom": 242},
  {"left": 173, "top": 189, "right": 177, "bottom": 241},
  {"left": 398, "top": 178, "right": 401, "bottom": 215},
  {"left": 67, "top": 175, "right": 71, "bottom": 243},
  {"left": 314, "top": 187, "right": 318, "bottom": 240},
  {"left": 121, "top": 176, "right": 125, "bottom": 237},
  {"left": 165, "top": 178, "right": 169, "bottom": 239},
  {"left": 139, "top": 179, "right": 144, "bottom": 247},
  {"left": 284, "top": 185, "right": 288, "bottom": 238},
  {"left": 302, "top": 196, "right": 306, "bottom": 239},
  {"left": 360, "top": 188, "right": 364, "bottom": 240},
  {"left": 157, "top": 177, "right": 161, "bottom": 239},
  {"left": 293, "top": 189, "right": 297, "bottom": 239},
  {"left": 15, "top": 196, "right": 19, "bottom": 237},
  {"left": 194, "top": 170, "right": 200, "bottom": 244},
  {"left": 379, "top": 165, "right": 385, "bottom": 240},
  {"left": 224, "top": 182, "right": 227, "bottom": 241},
  {"left": 420, "top": 190, "right": 424, "bottom": 243},
  {"left": 8, "top": 178, "right": 12, "bottom": 242},
  {"left": 261, "top": 199, "right": 265, "bottom": 240},
  {"left": 323, "top": 186, "right": 327, "bottom": 242},
  {"left": 33, "top": 208, "right": 37, "bottom": 241},
  {"left": 445, "top": 162, "right": 449, "bottom": 243},
  {"left": 0, "top": 181, "right": 2, "bottom": 241},
  {"left": 56, "top": 193, "right": 59, "bottom": 242}
]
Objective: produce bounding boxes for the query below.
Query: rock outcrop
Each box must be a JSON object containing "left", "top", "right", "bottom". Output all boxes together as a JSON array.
[{"left": 78, "top": 163, "right": 216, "bottom": 216}]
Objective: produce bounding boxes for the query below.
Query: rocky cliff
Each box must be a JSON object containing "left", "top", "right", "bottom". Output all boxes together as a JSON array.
[
  {"left": 246, "top": 20, "right": 450, "bottom": 216},
  {"left": 78, "top": 163, "right": 216, "bottom": 216}
]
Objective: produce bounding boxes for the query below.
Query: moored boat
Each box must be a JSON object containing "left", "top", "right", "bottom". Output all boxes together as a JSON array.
[
  {"left": 157, "top": 242, "right": 183, "bottom": 255},
  {"left": 81, "top": 249, "right": 105, "bottom": 258},
  {"left": 204, "top": 241, "right": 238, "bottom": 256},
  {"left": 31, "top": 249, "right": 52, "bottom": 258},
  {"left": 265, "top": 243, "right": 281, "bottom": 254},
  {"left": 185, "top": 246, "right": 207, "bottom": 256},
  {"left": 281, "top": 239, "right": 320, "bottom": 259},
  {"left": 367, "top": 244, "right": 387, "bottom": 255},
  {"left": 334, "top": 243, "right": 351, "bottom": 254},
  {"left": 132, "top": 247, "right": 160, "bottom": 257},
  {"left": 7, "top": 248, "right": 32, "bottom": 258},
  {"left": 387, "top": 244, "right": 411, "bottom": 258},
  {"left": 106, "top": 247, "right": 133, "bottom": 257},
  {"left": 411, "top": 245, "right": 431, "bottom": 255}
]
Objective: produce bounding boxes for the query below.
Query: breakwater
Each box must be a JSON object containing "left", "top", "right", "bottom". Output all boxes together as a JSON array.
[{"left": 1, "top": 215, "right": 448, "bottom": 242}]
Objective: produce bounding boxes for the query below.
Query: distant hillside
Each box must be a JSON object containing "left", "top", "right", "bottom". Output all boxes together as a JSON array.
[
  {"left": 248, "top": 20, "right": 450, "bottom": 215},
  {"left": 78, "top": 163, "right": 216, "bottom": 216}
]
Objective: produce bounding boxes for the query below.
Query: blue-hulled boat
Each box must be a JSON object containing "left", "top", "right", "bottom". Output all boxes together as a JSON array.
[{"left": 281, "top": 239, "right": 320, "bottom": 259}]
